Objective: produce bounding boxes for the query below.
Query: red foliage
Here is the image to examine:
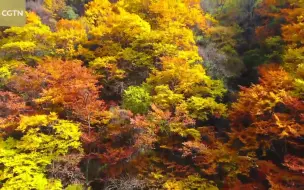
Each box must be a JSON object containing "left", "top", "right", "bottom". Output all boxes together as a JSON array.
[
  {"left": 254, "top": 0, "right": 286, "bottom": 41},
  {"left": 284, "top": 155, "right": 304, "bottom": 173},
  {"left": 8, "top": 59, "right": 106, "bottom": 125},
  {"left": 229, "top": 65, "right": 303, "bottom": 151},
  {"left": 8, "top": 64, "right": 44, "bottom": 100},
  {"left": 0, "top": 91, "right": 28, "bottom": 133},
  {"left": 225, "top": 180, "right": 267, "bottom": 190},
  {"left": 257, "top": 161, "right": 304, "bottom": 190},
  {"left": 229, "top": 64, "right": 304, "bottom": 188},
  {"left": 0, "top": 91, "right": 27, "bottom": 119},
  {"left": 100, "top": 146, "right": 135, "bottom": 165}
]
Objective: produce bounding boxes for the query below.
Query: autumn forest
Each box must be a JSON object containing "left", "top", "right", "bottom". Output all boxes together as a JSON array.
[{"left": 0, "top": 0, "right": 303, "bottom": 189}]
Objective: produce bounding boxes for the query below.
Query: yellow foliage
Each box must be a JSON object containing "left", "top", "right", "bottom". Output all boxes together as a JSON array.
[
  {"left": 149, "top": 0, "right": 207, "bottom": 30},
  {"left": 0, "top": 113, "right": 81, "bottom": 189},
  {"left": 148, "top": 57, "right": 225, "bottom": 98},
  {"left": 18, "top": 113, "right": 57, "bottom": 132},
  {"left": 153, "top": 85, "right": 185, "bottom": 110},
  {"left": 0, "top": 12, "right": 53, "bottom": 60},
  {"left": 53, "top": 19, "right": 88, "bottom": 57},
  {"left": 163, "top": 175, "right": 219, "bottom": 190}
]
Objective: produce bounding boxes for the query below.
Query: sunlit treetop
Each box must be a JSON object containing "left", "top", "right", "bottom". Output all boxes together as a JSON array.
[
  {"left": 148, "top": 0, "right": 207, "bottom": 29},
  {"left": 0, "top": 12, "right": 53, "bottom": 61},
  {"left": 147, "top": 57, "right": 225, "bottom": 98},
  {"left": 85, "top": 1, "right": 151, "bottom": 41},
  {"left": 117, "top": 0, "right": 207, "bottom": 30},
  {"left": 83, "top": 0, "right": 215, "bottom": 104},
  {"left": 53, "top": 19, "right": 88, "bottom": 57}
]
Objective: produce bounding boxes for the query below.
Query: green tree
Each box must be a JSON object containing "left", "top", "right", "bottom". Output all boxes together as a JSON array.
[{"left": 122, "top": 85, "right": 152, "bottom": 114}]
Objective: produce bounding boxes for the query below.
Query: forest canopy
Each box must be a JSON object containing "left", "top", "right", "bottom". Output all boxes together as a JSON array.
[{"left": 0, "top": 0, "right": 303, "bottom": 189}]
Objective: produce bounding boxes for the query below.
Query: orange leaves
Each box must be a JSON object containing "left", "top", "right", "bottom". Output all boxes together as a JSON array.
[
  {"left": 281, "top": 8, "right": 304, "bottom": 23},
  {"left": 284, "top": 155, "right": 304, "bottom": 173},
  {"left": 257, "top": 160, "right": 304, "bottom": 189},
  {"left": 254, "top": 0, "right": 287, "bottom": 41},
  {"left": 255, "top": 0, "right": 283, "bottom": 17},
  {"left": 97, "top": 107, "right": 157, "bottom": 163},
  {"left": 281, "top": 5, "right": 304, "bottom": 45},
  {"left": 3, "top": 1, "right": 304, "bottom": 189},
  {"left": 229, "top": 84, "right": 282, "bottom": 130},
  {"left": 8, "top": 64, "right": 44, "bottom": 99},
  {"left": 100, "top": 147, "right": 135, "bottom": 165},
  {"left": 226, "top": 180, "right": 267, "bottom": 190},
  {"left": 0, "top": 91, "right": 26, "bottom": 119},
  {"left": 36, "top": 59, "right": 102, "bottom": 110},
  {"left": 258, "top": 64, "right": 293, "bottom": 89},
  {"left": 8, "top": 59, "right": 105, "bottom": 124},
  {"left": 255, "top": 26, "right": 275, "bottom": 41},
  {"left": 0, "top": 91, "right": 28, "bottom": 133},
  {"left": 284, "top": 96, "right": 304, "bottom": 115},
  {"left": 56, "top": 19, "right": 85, "bottom": 31},
  {"left": 282, "top": 23, "right": 304, "bottom": 45},
  {"left": 229, "top": 63, "right": 304, "bottom": 189},
  {"left": 180, "top": 141, "right": 207, "bottom": 158},
  {"left": 34, "top": 59, "right": 104, "bottom": 119},
  {"left": 230, "top": 65, "right": 293, "bottom": 125},
  {"left": 274, "top": 113, "right": 302, "bottom": 138},
  {"left": 229, "top": 64, "right": 303, "bottom": 151}
]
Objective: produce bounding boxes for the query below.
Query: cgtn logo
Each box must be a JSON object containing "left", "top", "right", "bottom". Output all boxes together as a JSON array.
[
  {"left": 0, "top": 0, "right": 26, "bottom": 26},
  {"left": 1, "top": 10, "right": 24, "bottom": 17}
]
